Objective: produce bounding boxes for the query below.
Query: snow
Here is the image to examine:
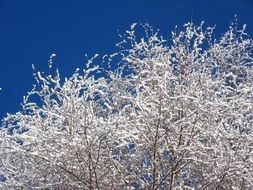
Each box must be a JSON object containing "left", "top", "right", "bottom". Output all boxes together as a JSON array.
[
  {"left": 130, "top": 23, "right": 137, "bottom": 30},
  {"left": 49, "top": 53, "right": 56, "bottom": 59},
  {"left": 1, "top": 22, "right": 253, "bottom": 189}
]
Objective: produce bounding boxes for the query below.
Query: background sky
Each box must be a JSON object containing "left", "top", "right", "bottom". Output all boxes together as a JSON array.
[{"left": 0, "top": 0, "right": 253, "bottom": 120}]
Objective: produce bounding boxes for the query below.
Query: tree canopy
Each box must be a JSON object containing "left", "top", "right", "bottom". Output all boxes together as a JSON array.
[{"left": 1, "top": 21, "right": 253, "bottom": 189}]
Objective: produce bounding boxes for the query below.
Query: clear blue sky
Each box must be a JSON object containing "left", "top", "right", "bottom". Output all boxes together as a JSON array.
[{"left": 0, "top": 0, "right": 252, "bottom": 120}]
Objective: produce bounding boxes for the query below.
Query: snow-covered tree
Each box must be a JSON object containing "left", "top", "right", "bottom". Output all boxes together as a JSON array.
[{"left": 1, "top": 21, "right": 253, "bottom": 189}]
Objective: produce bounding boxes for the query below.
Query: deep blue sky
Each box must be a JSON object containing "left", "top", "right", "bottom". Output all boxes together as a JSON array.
[{"left": 0, "top": 0, "right": 253, "bottom": 120}]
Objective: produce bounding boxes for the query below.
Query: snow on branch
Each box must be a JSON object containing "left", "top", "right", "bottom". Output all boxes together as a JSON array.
[{"left": 1, "top": 21, "right": 253, "bottom": 189}]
